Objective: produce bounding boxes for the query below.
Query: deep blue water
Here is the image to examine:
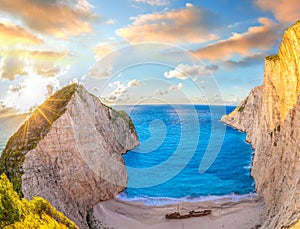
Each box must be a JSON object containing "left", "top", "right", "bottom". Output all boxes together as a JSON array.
[{"left": 116, "top": 105, "right": 255, "bottom": 205}]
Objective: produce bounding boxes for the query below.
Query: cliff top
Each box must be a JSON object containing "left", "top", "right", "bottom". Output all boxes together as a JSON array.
[
  {"left": 290, "top": 20, "right": 300, "bottom": 29},
  {"left": 265, "top": 20, "right": 300, "bottom": 61},
  {"left": 0, "top": 83, "right": 79, "bottom": 195},
  {"left": 2, "top": 83, "right": 79, "bottom": 156}
]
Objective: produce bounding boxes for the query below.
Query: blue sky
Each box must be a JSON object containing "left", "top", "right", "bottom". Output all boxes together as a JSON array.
[{"left": 0, "top": 0, "right": 299, "bottom": 115}]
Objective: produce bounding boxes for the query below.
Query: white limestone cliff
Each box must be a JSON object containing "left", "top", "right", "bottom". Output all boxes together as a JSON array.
[
  {"left": 0, "top": 84, "right": 139, "bottom": 228},
  {"left": 222, "top": 21, "right": 300, "bottom": 228}
]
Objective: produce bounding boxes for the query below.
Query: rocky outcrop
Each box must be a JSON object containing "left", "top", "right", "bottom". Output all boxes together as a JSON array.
[
  {"left": 222, "top": 21, "right": 300, "bottom": 228},
  {"left": 0, "top": 84, "right": 139, "bottom": 228}
]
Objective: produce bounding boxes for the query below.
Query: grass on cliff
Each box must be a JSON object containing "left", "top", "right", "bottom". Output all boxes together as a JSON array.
[
  {"left": 105, "top": 105, "right": 136, "bottom": 133},
  {"left": 265, "top": 54, "right": 280, "bottom": 61},
  {"left": 117, "top": 110, "right": 135, "bottom": 132},
  {"left": 237, "top": 96, "right": 248, "bottom": 112},
  {"left": 0, "top": 173, "right": 77, "bottom": 228},
  {"left": 0, "top": 83, "right": 79, "bottom": 197}
]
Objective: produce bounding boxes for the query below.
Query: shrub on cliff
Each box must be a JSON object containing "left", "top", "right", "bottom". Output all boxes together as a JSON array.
[{"left": 0, "top": 173, "right": 77, "bottom": 228}]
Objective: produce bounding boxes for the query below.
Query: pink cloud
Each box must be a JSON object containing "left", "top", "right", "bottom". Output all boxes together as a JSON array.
[
  {"left": 256, "top": 0, "right": 300, "bottom": 23},
  {"left": 116, "top": 3, "right": 220, "bottom": 44},
  {"left": 0, "top": 0, "right": 96, "bottom": 38},
  {"left": 193, "top": 18, "right": 280, "bottom": 60}
]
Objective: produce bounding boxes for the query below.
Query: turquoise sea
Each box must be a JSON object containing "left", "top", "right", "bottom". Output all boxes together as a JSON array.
[
  {"left": 0, "top": 105, "right": 255, "bottom": 206},
  {"left": 117, "top": 105, "right": 255, "bottom": 205}
]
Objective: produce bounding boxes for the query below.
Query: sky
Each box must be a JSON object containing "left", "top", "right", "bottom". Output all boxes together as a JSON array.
[{"left": 0, "top": 0, "right": 299, "bottom": 116}]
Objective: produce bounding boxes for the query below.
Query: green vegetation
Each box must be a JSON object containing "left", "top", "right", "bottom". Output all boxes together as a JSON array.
[
  {"left": 237, "top": 97, "right": 248, "bottom": 112},
  {"left": 117, "top": 110, "right": 135, "bottom": 132},
  {"left": 266, "top": 54, "right": 280, "bottom": 61},
  {"left": 237, "top": 105, "right": 245, "bottom": 112},
  {"left": 268, "top": 131, "right": 273, "bottom": 138},
  {"left": 0, "top": 173, "right": 77, "bottom": 228},
  {"left": 0, "top": 83, "right": 79, "bottom": 197},
  {"left": 105, "top": 103, "right": 136, "bottom": 133}
]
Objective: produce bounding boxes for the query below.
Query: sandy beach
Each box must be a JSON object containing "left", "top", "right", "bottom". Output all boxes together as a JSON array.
[{"left": 93, "top": 195, "right": 265, "bottom": 229}]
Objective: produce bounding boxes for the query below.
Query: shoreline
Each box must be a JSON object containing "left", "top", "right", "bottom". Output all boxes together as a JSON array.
[
  {"left": 116, "top": 192, "right": 259, "bottom": 206},
  {"left": 93, "top": 195, "right": 265, "bottom": 229}
]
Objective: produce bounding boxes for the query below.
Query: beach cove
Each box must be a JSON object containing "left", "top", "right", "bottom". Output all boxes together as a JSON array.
[{"left": 94, "top": 196, "right": 264, "bottom": 229}]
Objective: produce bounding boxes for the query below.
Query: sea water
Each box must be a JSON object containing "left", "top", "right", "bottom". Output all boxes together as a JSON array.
[
  {"left": 116, "top": 105, "right": 255, "bottom": 205},
  {"left": 0, "top": 105, "right": 255, "bottom": 206},
  {"left": 0, "top": 114, "right": 28, "bottom": 153}
]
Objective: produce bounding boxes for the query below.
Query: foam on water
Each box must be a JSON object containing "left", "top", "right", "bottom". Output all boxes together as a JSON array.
[{"left": 117, "top": 192, "right": 258, "bottom": 206}]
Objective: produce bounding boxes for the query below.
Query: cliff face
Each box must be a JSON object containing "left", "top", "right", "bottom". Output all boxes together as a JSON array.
[
  {"left": 222, "top": 21, "right": 300, "bottom": 228},
  {"left": 0, "top": 84, "right": 139, "bottom": 228}
]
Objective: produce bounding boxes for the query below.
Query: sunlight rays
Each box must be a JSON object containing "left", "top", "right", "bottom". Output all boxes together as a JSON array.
[
  {"left": 22, "top": 119, "right": 29, "bottom": 147},
  {"left": 46, "top": 98, "right": 68, "bottom": 102},
  {"left": 36, "top": 108, "right": 53, "bottom": 126},
  {"left": 39, "top": 104, "right": 60, "bottom": 117}
]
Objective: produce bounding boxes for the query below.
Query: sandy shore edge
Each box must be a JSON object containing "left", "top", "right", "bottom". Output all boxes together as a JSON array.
[{"left": 93, "top": 195, "right": 265, "bottom": 229}]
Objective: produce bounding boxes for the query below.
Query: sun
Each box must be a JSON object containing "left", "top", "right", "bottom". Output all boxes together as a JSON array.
[{"left": 4, "top": 75, "right": 60, "bottom": 113}]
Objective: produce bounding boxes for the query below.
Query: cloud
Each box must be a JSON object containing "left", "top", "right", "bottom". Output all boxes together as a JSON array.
[
  {"left": 164, "top": 64, "right": 218, "bottom": 80},
  {"left": 0, "top": 101, "right": 18, "bottom": 117},
  {"left": 153, "top": 82, "right": 183, "bottom": 98},
  {"left": 116, "top": 3, "right": 220, "bottom": 44},
  {"left": 153, "top": 89, "right": 166, "bottom": 97},
  {"left": 100, "top": 94, "right": 119, "bottom": 103},
  {"left": 8, "top": 83, "right": 26, "bottom": 95},
  {"left": 108, "top": 79, "right": 143, "bottom": 96},
  {"left": 109, "top": 81, "right": 127, "bottom": 95},
  {"left": 0, "top": 22, "right": 42, "bottom": 46},
  {"left": 127, "top": 79, "right": 142, "bottom": 87},
  {"left": 86, "top": 56, "right": 114, "bottom": 78},
  {"left": 0, "top": 50, "right": 69, "bottom": 80},
  {"left": 169, "top": 82, "right": 183, "bottom": 91},
  {"left": 4, "top": 74, "right": 60, "bottom": 112},
  {"left": 131, "top": 0, "right": 170, "bottom": 6},
  {"left": 87, "top": 41, "right": 120, "bottom": 78},
  {"left": 255, "top": 0, "right": 300, "bottom": 23},
  {"left": 193, "top": 17, "right": 280, "bottom": 60},
  {"left": 105, "top": 19, "right": 118, "bottom": 24},
  {"left": 93, "top": 42, "right": 117, "bottom": 60},
  {"left": 35, "top": 65, "right": 62, "bottom": 77},
  {"left": 29, "top": 50, "right": 69, "bottom": 60},
  {"left": 107, "top": 94, "right": 117, "bottom": 101},
  {"left": 102, "top": 79, "right": 143, "bottom": 103},
  {"left": 30, "top": 50, "right": 69, "bottom": 77},
  {"left": 0, "top": 54, "right": 27, "bottom": 80},
  {"left": 100, "top": 87, "right": 122, "bottom": 103},
  {"left": 223, "top": 53, "right": 266, "bottom": 68},
  {"left": 0, "top": 0, "right": 96, "bottom": 38}
]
